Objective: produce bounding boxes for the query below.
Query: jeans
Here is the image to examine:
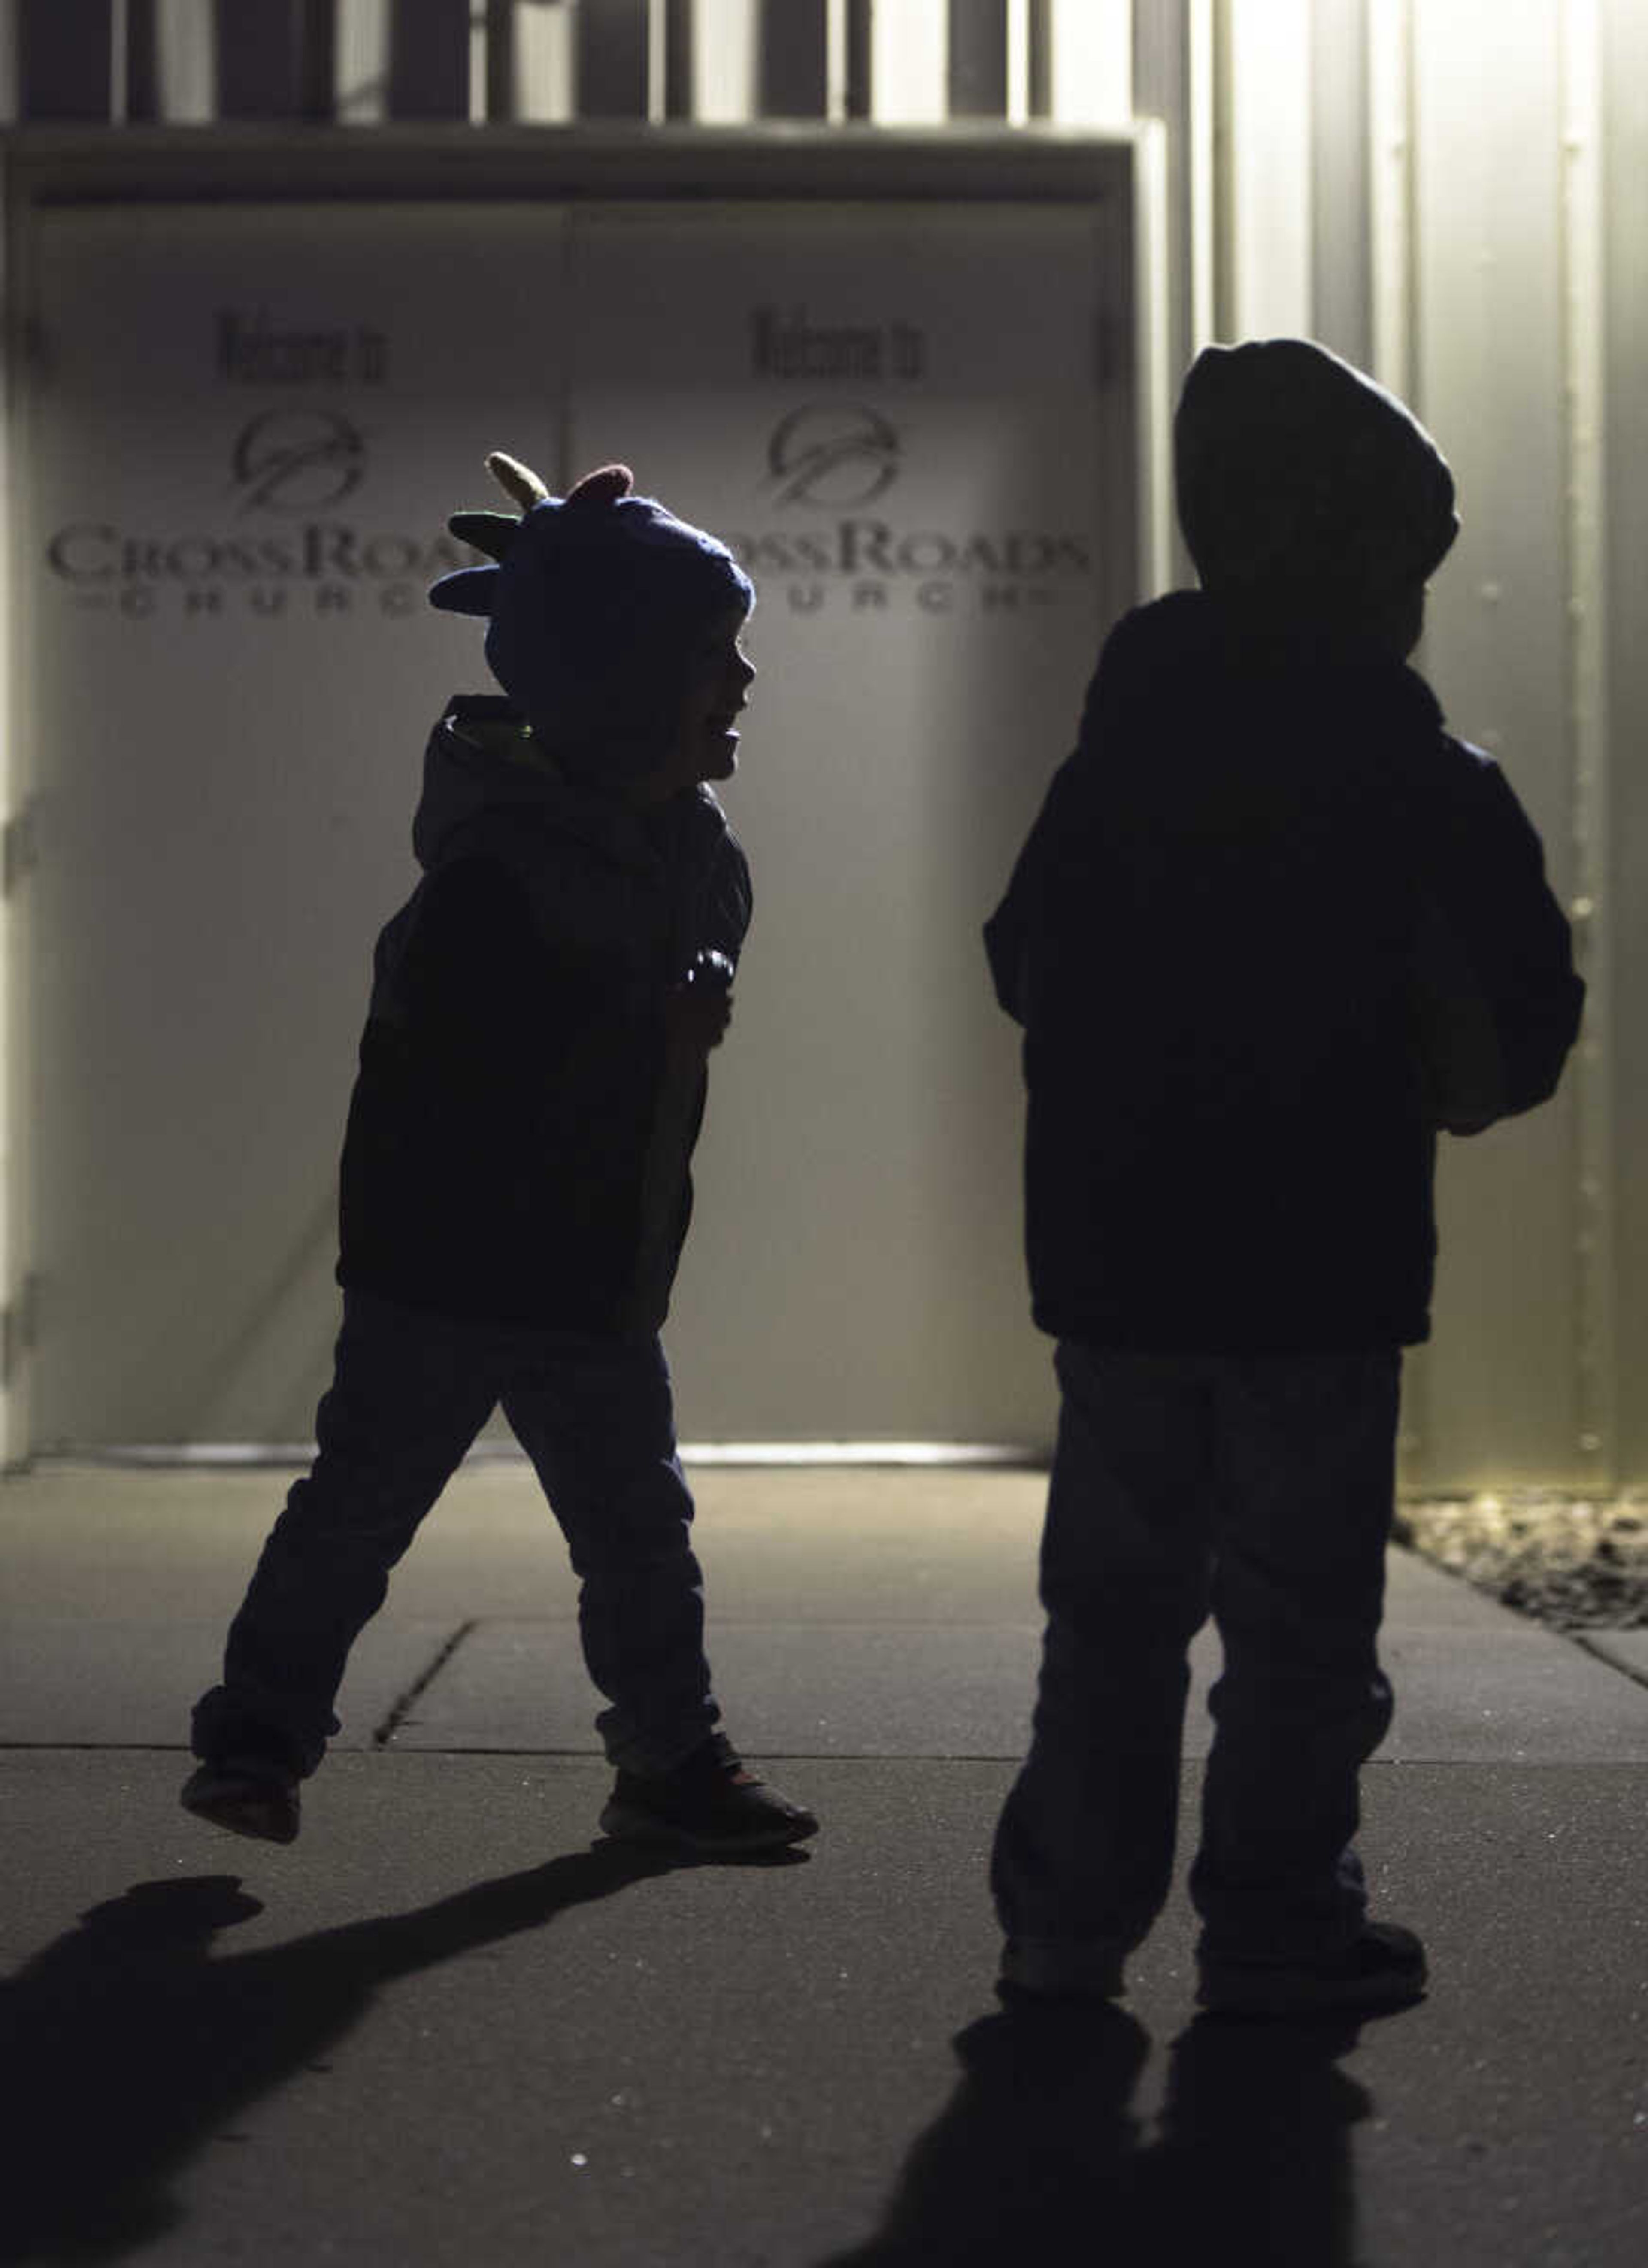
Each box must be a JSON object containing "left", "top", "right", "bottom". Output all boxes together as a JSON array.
[
  {"left": 192, "top": 1290, "right": 719, "bottom": 1778},
  {"left": 991, "top": 1340, "right": 1401, "bottom": 1967}
]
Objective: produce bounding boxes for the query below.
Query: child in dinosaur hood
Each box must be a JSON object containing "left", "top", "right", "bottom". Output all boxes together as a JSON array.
[
  {"left": 183, "top": 455, "right": 817, "bottom": 1856},
  {"left": 985, "top": 338, "right": 1583, "bottom": 2018}
]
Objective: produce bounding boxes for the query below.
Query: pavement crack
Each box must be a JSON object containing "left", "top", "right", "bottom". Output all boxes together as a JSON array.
[{"left": 372, "top": 1620, "right": 477, "bottom": 1749}]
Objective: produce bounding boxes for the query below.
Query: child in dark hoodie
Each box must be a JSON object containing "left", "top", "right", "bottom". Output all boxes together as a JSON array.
[
  {"left": 183, "top": 455, "right": 817, "bottom": 1856},
  {"left": 985, "top": 340, "right": 1582, "bottom": 2016}
]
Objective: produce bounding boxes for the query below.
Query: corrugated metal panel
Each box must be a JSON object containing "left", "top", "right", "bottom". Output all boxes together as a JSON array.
[
  {"left": 1560, "top": 0, "right": 1615, "bottom": 1489},
  {"left": 1601, "top": 0, "right": 1648, "bottom": 1484},
  {"left": 1132, "top": 0, "right": 1212, "bottom": 523},
  {"left": 1410, "top": 0, "right": 1583, "bottom": 1489},
  {"left": 1, "top": 0, "right": 1145, "bottom": 128}
]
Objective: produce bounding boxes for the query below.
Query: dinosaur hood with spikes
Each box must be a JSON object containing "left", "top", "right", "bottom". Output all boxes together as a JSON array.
[{"left": 429, "top": 455, "right": 755, "bottom": 780}]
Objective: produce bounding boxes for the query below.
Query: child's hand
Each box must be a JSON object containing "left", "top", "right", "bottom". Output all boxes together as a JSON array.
[{"left": 664, "top": 982, "right": 733, "bottom": 1054}]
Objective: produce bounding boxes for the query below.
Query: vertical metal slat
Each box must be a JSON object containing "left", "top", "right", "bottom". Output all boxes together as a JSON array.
[
  {"left": 1042, "top": 0, "right": 1130, "bottom": 126},
  {"left": 388, "top": 0, "right": 469, "bottom": 118},
  {"left": 1310, "top": 0, "right": 1373, "bottom": 371},
  {"left": 334, "top": 0, "right": 390, "bottom": 123},
  {"left": 1560, "top": 0, "right": 1615, "bottom": 1490},
  {"left": 18, "top": 0, "right": 114, "bottom": 119},
  {"left": 484, "top": 0, "right": 515, "bottom": 118},
  {"left": 688, "top": 0, "right": 755, "bottom": 120},
  {"left": 513, "top": 0, "right": 574, "bottom": 123},
  {"left": 757, "top": 0, "right": 827, "bottom": 118},
  {"left": 210, "top": 0, "right": 336, "bottom": 119},
  {"left": 575, "top": 0, "right": 650, "bottom": 118},
  {"left": 124, "top": 0, "right": 159, "bottom": 118},
  {"left": 868, "top": 0, "right": 946, "bottom": 123},
  {"left": 663, "top": 0, "right": 692, "bottom": 117},
  {"left": 948, "top": 0, "right": 1007, "bottom": 118}
]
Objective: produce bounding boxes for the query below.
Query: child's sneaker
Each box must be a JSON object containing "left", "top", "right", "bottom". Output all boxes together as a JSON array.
[
  {"left": 598, "top": 1732, "right": 818, "bottom": 1856},
  {"left": 180, "top": 1756, "right": 301, "bottom": 1845},
  {"left": 1196, "top": 1921, "right": 1427, "bottom": 2018}
]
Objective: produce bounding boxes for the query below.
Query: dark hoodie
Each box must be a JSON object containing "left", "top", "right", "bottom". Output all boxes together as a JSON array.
[
  {"left": 336, "top": 695, "right": 751, "bottom": 1333},
  {"left": 985, "top": 594, "right": 1583, "bottom": 1354}
]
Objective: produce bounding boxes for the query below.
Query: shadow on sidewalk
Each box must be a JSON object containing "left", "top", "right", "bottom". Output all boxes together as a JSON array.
[
  {"left": 818, "top": 2000, "right": 1374, "bottom": 2266},
  {"left": 0, "top": 1838, "right": 800, "bottom": 2264}
]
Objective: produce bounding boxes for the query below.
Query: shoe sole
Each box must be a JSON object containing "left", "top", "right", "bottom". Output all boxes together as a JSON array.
[
  {"left": 996, "top": 1975, "right": 1127, "bottom": 2007},
  {"left": 180, "top": 1780, "right": 300, "bottom": 1847},
  {"left": 1196, "top": 1963, "right": 1427, "bottom": 2019},
  {"left": 597, "top": 1798, "right": 818, "bottom": 1856}
]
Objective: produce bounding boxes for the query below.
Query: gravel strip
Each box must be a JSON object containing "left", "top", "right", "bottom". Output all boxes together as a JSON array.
[{"left": 1395, "top": 1495, "right": 1648, "bottom": 1630}]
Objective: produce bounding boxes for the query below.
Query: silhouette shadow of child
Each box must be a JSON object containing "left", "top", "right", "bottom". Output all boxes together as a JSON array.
[{"left": 0, "top": 1841, "right": 797, "bottom": 2262}]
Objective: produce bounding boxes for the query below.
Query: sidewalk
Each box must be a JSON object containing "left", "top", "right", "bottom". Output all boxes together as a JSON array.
[{"left": 3, "top": 1460, "right": 1646, "bottom": 2266}]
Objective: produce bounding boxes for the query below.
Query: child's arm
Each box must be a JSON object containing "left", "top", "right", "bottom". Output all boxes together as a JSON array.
[
  {"left": 984, "top": 758, "right": 1084, "bottom": 1025},
  {"left": 1411, "top": 740, "right": 1585, "bottom": 1132},
  {"left": 1409, "top": 890, "right": 1506, "bottom": 1134}
]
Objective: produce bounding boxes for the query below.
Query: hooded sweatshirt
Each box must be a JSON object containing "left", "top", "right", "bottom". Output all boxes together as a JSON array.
[
  {"left": 985, "top": 593, "right": 1583, "bottom": 1353},
  {"left": 336, "top": 695, "right": 751, "bottom": 1333}
]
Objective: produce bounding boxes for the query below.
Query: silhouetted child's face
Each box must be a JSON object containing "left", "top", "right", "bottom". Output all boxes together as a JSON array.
[
  {"left": 1336, "top": 580, "right": 1424, "bottom": 663},
  {"left": 628, "top": 606, "right": 755, "bottom": 805},
  {"left": 679, "top": 606, "right": 756, "bottom": 783}
]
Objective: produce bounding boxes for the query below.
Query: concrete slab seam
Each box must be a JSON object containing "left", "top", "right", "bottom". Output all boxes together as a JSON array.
[
  {"left": 1575, "top": 1632, "right": 1648, "bottom": 1692},
  {"left": 371, "top": 1619, "right": 477, "bottom": 1748}
]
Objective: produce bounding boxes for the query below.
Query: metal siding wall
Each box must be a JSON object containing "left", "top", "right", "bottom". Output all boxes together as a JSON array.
[
  {"left": 1309, "top": 0, "right": 1372, "bottom": 372},
  {"left": 0, "top": 119, "right": 15, "bottom": 1465},
  {"left": 1131, "top": 0, "right": 1212, "bottom": 601},
  {"left": 1220, "top": 0, "right": 1313, "bottom": 338},
  {"left": 1603, "top": 0, "right": 1648, "bottom": 1483},
  {"left": 1408, "top": 0, "right": 1584, "bottom": 1488},
  {"left": 1560, "top": 0, "right": 1615, "bottom": 1490},
  {"left": 21, "top": 0, "right": 1634, "bottom": 1484}
]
